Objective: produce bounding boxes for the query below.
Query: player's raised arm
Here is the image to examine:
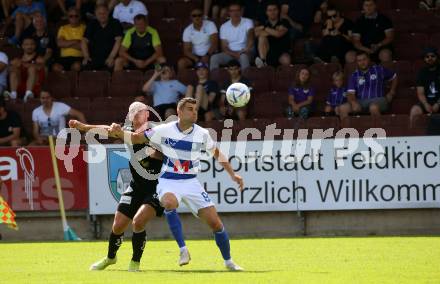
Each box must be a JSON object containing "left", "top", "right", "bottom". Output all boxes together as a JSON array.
[
  {"left": 108, "top": 123, "right": 149, "bottom": 145},
  {"left": 212, "top": 147, "right": 244, "bottom": 191},
  {"left": 69, "top": 119, "right": 111, "bottom": 132}
]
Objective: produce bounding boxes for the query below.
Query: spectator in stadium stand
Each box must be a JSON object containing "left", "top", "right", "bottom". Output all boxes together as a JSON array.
[
  {"left": 142, "top": 64, "right": 189, "bottom": 120},
  {"left": 243, "top": 0, "right": 270, "bottom": 26},
  {"left": 287, "top": 67, "right": 314, "bottom": 119},
  {"left": 410, "top": 48, "right": 440, "bottom": 123},
  {"left": 352, "top": 0, "right": 394, "bottom": 63},
  {"left": 185, "top": 62, "right": 220, "bottom": 122},
  {"left": 19, "top": 12, "right": 55, "bottom": 67},
  {"left": 315, "top": 5, "right": 354, "bottom": 64},
  {"left": 7, "top": 0, "right": 46, "bottom": 46},
  {"left": 8, "top": 37, "right": 45, "bottom": 102},
  {"left": 112, "top": 0, "right": 147, "bottom": 31},
  {"left": 419, "top": 0, "right": 440, "bottom": 10},
  {"left": 31, "top": 90, "right": 86, "bottom": 145},
  {"left": 81, "top": 4, "right": 123, "bottom": 71},
  {"left": 378, "top": 48, "right": 393, "bottom": 68},
  {"left": 177, "top": 7, "right": 218, "bottom": 73},
  {"left": 254, "top": 1, "right": 291, "bottom": 68},
  {"left": 0, "top": 96, "right": 23, "bottom": 146},
  {"left": 313, "top": 0, "right": 328, "bottom": 24},
  {"left": 346, "top": 51, "right": 397, "bottom": 117},
  {"left": 219, "top": 59, "right": 252, "bottom": 121},
  {"left": 0, "top": 50, "right": 8, "bottom": 96},
  {"left": 280, "top": 0, "right": 321, "bottom": 39},
  {"left": 279, "top": 53, "right": 293, "bottom": 66},
  {"left": 210, "top": 1, "right": 254, "bottom": 71},
  {"left": 52, "top": 7, "right": 85, "bottom": 72},
  {"left": 204, "top": 0, "right": 229, "bottom": 20},
  {"left": 114, "top": 14, "right": 165, "bottom": 72},
  {"left": 325, "top": 71, "right": 349, "bottom": 119},
  {"left": 54, "top": 0, "right": 81, "bottom": 17}
]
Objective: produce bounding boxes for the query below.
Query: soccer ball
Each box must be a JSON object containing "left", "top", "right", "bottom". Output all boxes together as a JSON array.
[{"left": 226, "top": 82, "right": 251, "bottom": 108}]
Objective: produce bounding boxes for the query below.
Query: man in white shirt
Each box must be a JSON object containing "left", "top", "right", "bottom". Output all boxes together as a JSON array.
[
  {"left": 0, "top": 51, "right": 8, "bottom": 95},
  {"left": 109, "top": 97, "right": 244, "bottom": 271},
  {"left": 31, "top": 90, "right": 86, "bottom": 145},
  {"left": 210, "top": 2, "right": 254, "bottom": 70},
  {"left": 177, "top": 7, "right": 218, "bottom": 73},
  {"left": 112, "top": 0, "right": 148, "bottom": 30}
]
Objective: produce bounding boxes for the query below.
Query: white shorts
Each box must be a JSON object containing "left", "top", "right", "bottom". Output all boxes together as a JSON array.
[{"left": 157, "top": 177, "right": 215, "bottom": 215}]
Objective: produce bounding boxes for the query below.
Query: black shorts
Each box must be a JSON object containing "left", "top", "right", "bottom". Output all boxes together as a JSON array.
[
  {"left": 56, "top": 56, "right": 82, "bottom": 71},
  {"left": 117, "top": 181, "right": 164, "bottom": 219},
  {"left": 155, "top": 103, "right": 177, "bottom": 120}
]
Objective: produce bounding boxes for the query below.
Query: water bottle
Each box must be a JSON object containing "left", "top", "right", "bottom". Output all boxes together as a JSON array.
[{"left": 286, "top": 106, "right": 293, "bottom": 120}]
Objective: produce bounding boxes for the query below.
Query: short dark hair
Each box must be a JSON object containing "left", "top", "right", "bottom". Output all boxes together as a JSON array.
[
  {"left": 227, "top": 59, "right": 241, "bottom": 68},
  {"left": 363, "top": 0, "right": 376, "bottom": 3},
  {"left": 229, "top": 1, "right": 242, "bottom": 8},
  {"left": 326, "top": 4, "right": 338, "bottom": 12},
  {"left": 177, "top": 97, "right": 197, "bottom": 110},
  {"left": 21, "top": 36, "right": 36, "bottom": 44},
  {"left": 134, "top": 14, "right": 147, "bottom": 22},
  {"left": 95, "top": 3, "right": 108, "bottom": 12},
  {"left": 356, "top": 50, "right": 369, "bottom": 58},
  {"left": 266, "top": 0, "right": 279, "bottom": 9}
]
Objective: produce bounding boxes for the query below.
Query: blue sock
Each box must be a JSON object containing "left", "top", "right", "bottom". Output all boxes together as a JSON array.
[
  {"left": 214, "top": 227, "right": 231, "bottom": 261},
  {"left": 164, "top": 209, "right": 186, "bottom": 248}
]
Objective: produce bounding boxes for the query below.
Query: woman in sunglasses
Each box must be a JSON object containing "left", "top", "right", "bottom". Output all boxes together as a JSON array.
[{"left": 315, "top": 5, "right": 354, "bottom": 64}]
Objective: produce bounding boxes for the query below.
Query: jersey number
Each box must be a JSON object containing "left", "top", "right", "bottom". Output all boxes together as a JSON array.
[{"left": 201, "top": 192, "right": 211, "bottom": 202}]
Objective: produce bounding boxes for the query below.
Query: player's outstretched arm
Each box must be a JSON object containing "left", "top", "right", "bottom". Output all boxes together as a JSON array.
[
  {"left": 108, "top": 123, "right": 149, "bottom": 145},
  {"left": 69, "top": 119, "right": 111, "bottom": 133},
  {"left": 213, "top": 147, "right": 244, "bottom": 191}
]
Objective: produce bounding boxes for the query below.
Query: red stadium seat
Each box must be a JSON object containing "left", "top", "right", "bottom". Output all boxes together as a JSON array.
[
  {"left": 305, "top": 116, "right": 340, "bottom": 138},
  {"left": 242, "top": 66, "right": 275, "bottom": 92},
  {"left": 177, "top": 68, "right": 198, "bottom": 86},
  {"left": 332, "top": 0, "right": 361, "bottom": 12},
  {"left": 253, "top": 92, "right": 286, "bottom": 119},
  {"left": 382, "top": 9, "right": 413, "bottom": 23},
  {"left": 340, "top": 115, "right": 376, "bottom": 136},
  {"left": 410, "top": 114, "right": 429, "bottom": 135},
  {"left": 430, "top": 33, "right": 440, "bottom": 48},
  {"left": 108, "top": 70, "right": 144, "bottom": 98},
  {"left": 376, "top": 114, "right": 411, "bottom": 137},
  {"left": 395, "top": 0, "right": 419, "bottom": 9},
  {"left": 75, "top": 71, "right": 110, "bottom": 98},
  {"left": 45, "top": 71, "right": 77, "bottom": 98},
  {"left": 210, "top": 68, "right": 229, "bottom": 88},
  {"left": 390, "top": 97, "right": 418, "bottom": 114},
  {"left": 59, "top": 97, "right": 90, "bottom": 117},
  {"left": 274, "top": 65, "right": 306, "bottom": 91}
]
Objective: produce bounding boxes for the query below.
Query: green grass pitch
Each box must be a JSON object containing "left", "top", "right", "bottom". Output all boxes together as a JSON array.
[{"left": 1, "top": 237, "right": 439, "bottom": 284}]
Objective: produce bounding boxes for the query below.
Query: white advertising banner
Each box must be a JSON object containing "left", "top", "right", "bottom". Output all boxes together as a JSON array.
[{"left": 88, "top": 137, "right": 440, "bottom": 214}]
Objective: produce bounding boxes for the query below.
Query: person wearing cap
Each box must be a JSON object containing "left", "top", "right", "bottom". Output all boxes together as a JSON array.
[
  {"left": 0, "top": 96, "right": 23, "bottom": 146},
  {"left": 177, "top": 7, "right": 218, "bottom": 73},
  {"left": 219, "top": 59, "right": 252, "bottom": 120},
  {"left": 30, "top": 90, "right": 86, "bottom": 145},
  {"left": 114, "top": 14, "right": 165, "bottom": 72},
  {"left": 410, "top": 48, "right": 440, "bottom": 123},
  {"left": 142, "top": 64, "right": 191, "bottom": 120},
  {"left": 185, "top": 62, "right": 220, "bottom": 121}
]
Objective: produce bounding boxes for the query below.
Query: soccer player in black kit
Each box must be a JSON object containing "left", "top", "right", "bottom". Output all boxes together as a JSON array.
[{"left": 69, "top": 102, "right": 179, "bottom": 272}]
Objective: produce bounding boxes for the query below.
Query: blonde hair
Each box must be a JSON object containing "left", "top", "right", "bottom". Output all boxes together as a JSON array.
[{"left": 128, "top": 102, "right": 148, "bottom": 122}]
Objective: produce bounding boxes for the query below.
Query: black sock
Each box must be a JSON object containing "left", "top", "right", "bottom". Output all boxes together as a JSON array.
[
  {"left": 107, "top": 231, "right": 123, "bottom": 259},
  {"left": 131, "top": 230, "right": 147, "bottom": 262}
]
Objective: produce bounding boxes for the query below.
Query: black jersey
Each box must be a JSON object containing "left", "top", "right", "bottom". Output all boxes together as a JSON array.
[{"left": 129, "top": 142, "right": 162, "bottom": 190}]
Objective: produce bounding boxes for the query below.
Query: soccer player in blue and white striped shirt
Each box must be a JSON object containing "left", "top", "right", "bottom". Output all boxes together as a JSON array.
[{"left": 109, "top": 97, "right": 245, "bottom": 271}]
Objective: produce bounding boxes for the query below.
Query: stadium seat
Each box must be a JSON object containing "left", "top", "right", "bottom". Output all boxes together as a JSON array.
[
  {"left": 340, "top": 115, "right": 376, "bottom": 136},
  {"left": 375, "top": 114, "right": 411, "bottom": 136},
  {"left": 274, "top": 65, "right": 306, "bottom": 91},
  {"left": 59, "top": 97, "right": 90, "bottom": 117},
  {"left": 382, "top": 9, "right": 413, "bottom": 23},
  {"left": 305, "top": 116, "right": 340, "bottom": 138},
  {"left": 395, "top": 0, "right": 419, "bottom": 9},
  {"left": 430, "top": 33, "right": 440, "bottom": 48},
  {"left": 242, "top": 66, "right": 275, "bottom": 93},
  {"left": 108, "top": 70, "right": 144, "bottom": 98},
  {"left": 333, "top": 0, "right": 361, "bottom": 12},
  {"left": 210, "top": 68, "right": 229, "bottom": 88},
  {"left": 253, "top": 92, "right": 286, "bottom": 119},
  {"left": 232, "top": 118, "right": 273, "bottom": 141},
  {"left": 45, "top": 71, "right": 77, "bottom": 98},
  {"left": 390, "top": 96, "right": 418, "bottom": 114},
  {"left": 343, "top": 11, "right": 361, "bottom": 22},
  {"left": 142, "top": 1, "right": 167, "bottom": 26},
  {"left": 177, "top": 68, "right": 198, "bottom": 86},
  {"left": 165, "top": 1, "right": 200, "bottom": 20},
  {"left": 74, "top": 71, "right": 110, "bottom": 98},
  {"left": 199, "top": 120, "right": 226, "bottom": 141},
  {"left": 410, "top": 114, "right": 429, "bottom": 136}
]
